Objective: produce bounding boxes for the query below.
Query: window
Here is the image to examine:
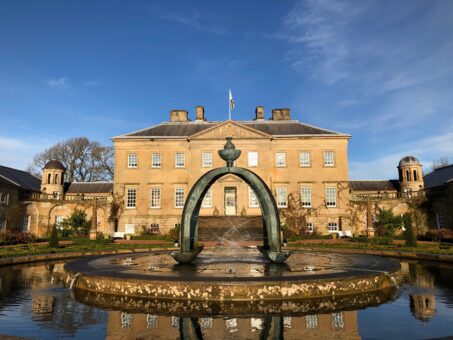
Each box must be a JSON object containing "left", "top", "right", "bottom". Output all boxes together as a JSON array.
[
  {"left": 0, "top": 219, "right": 6, "bottom": 230},
  {"left": 175, "top": 153, "right": 185, "bottom": 168},
  {"left": 54, "top": 174, "right": 59, "bottom": 184},
  {"left": 121, "top": 312, "right": 133, "bottom": 329},
  {"left": 323, "top": 151, "right": 335, "bottom": 167},
  {"left": 55, "top": 216, "right": 64, "bottom": 229},
  {"left": 171, "top": 316, "right": 180, "bottom": 328},
  {"left": 406, "top": 170, "right": 411, "bottom": 181},
  {"left": 327, "top": 222, "right": 339, "bottom": 232},
  {"left": 249, "top": 186, "right": 259, "bottom": 208},
  {"left": 175, "top": 188, "right": 185, "bottom": 208},
  {"left": 300, "top": 152, "right": 310, "bottom": 167},
  {"left": 306, "top": 315, "right": 318, "bottom": 329},
  {"left": 413, "top": 170, "right": 418, "bottom": 181},
  {"left": 146, "top": 315, "right": 158, "bottom": 329},
  {"left": 47, "top": 173, "right": 51, "bottom": 184},
  {"left": 437, "top": 214, "right": 445, "bottom": 228},
  {"left": 150, "top": 188, "right": 161, "bottom": 208},
  {"left": 202, "top": 188, "right": 212, "bottom": 208},
  {"left": 331, "top": 312, "right": 344, "bottom": 329},
  {"left": 325, "top": 187, "right": 337, "bottom": 207},
  {"left": 127, "top": 153, "right": 138, "bottom": 168},
  {"left": 276, "top": 187, "right": 287, "bottom": 208},
  {"left": 300, "top": 187, "right": 312, "bottom": 208},
  {"left": 22, "top": 216, "right": 30, "bottom": 232},
  {"left": 202, "top": 152, "right": 213, "bottom": 167},
  {"left": 151, "top": 153, "right": 161, "bottom": 168},
  {"left": 283, "top": 317, "right": 292, "bottom": 329},
  {"left": 126, "top": 188, "right": 137, "bottom": 208},
  {"left": 0, "top": 193, "right": 9, "bottom": 205},
  {"left": 248, "top": 151, "right": 258, "bottom": 167},
  {"left": 275, "top": 152, "right": 286, "bottom": 167},
  {"left": 306, "top": 222, "right": 314, "bottom": 233},
  {"left": 200, "top": 318, "right": 213, "bottom": 329}
]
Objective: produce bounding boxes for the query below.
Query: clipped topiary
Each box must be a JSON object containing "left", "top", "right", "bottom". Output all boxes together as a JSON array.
[
  {"left": 48, "top": 224, "right": 59, "bottom": 248},
  {"left": 403, "top": 214, "right": 417, "bottom": 247}
]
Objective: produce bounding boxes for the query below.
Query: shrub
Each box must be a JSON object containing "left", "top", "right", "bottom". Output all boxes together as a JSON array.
[
  {"left": 374, "top": 209, "right": 403, "bottom": 237},
  {"left": 0, "top": 231, "right": 37, "bottom": 245},
  {"left": 168, "top": 224, "right": 181, "bottom": 241},
  {"left": 60, "top": 210, "right": 91, "bottom": 237},
  {"left": 48, "top": 225, "right": 59, "bottom": 248},
  {"left": 403, "top": 214, "right": 417, "bottom": 247}
]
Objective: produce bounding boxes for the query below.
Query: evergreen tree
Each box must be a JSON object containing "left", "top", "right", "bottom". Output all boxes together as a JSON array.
[
  {"left": 404, "top": 214, "right": 417, "bottom": 247},
  {"left": 48, "top": 224, "right": 59, "bottom": 248}
]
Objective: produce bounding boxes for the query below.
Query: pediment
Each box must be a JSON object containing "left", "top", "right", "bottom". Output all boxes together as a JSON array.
[
  {"left": 218, "top": 174, "right": 242, "bottom": 183},
  {"left": 190, "top": 120, "right": 270, "bottom": 140}
]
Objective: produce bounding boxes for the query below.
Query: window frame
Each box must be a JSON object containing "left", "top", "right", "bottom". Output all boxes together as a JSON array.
[
  {"left": 0, "top": 192, "right": 9, "bottom": 205},
  {"left": 150, "top": 187, "right": 161, "bottom": 209},
  {"left": 327, "top": 221, "right": 339, "bottom": 232},
  {"left": 299, "top": 151, "right": 311, "bottom": 167},
  {"left": 201, "top": 188, "right": 212, "bottom": 208},
  {"left": 175, "top": 153, "right": 186, "bottom": 168},
  {"left": 275, "top": 152, "right": 286, "bottom": 167},
  {"left": 127, "top": 153, "right": 138, "bottom": 169},
  {"left": 248, "top": 186, "right": 259, "bottom": 208},
  {"left": 174, "top": 187, "right": 185, "bottom": 208},
  {"left": 323, "top": 151, "right": 335, "bottom": 167},
  {"left": 126, "top": 188, "right": 137, "bottom": 209},
  {"left": 0, "top": 219, "right": 6, "bottom": 230},
  {"left": 325, "top": 186, "right": 337, "bottom": 207},
  {"left": 201, "top": 152, "right": 213, "bottom": 167},
  {"left": 276, "top": 186, "right": 287, "bottom": 208},
  {"left": 300, "top": 186, "right": 312, "bottom": 208},
  {"left": 247, "top": 151, "right": 259, "bottom": 167},
  {"left": 151, "top": 153, "right": 162, "bottom": 168},
  {"left": 306, "top": 222, "right": 314, "bottom": 233}
]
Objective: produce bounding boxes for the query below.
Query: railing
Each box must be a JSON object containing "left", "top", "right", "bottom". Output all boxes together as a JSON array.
[
  {"left": 350, "top": 190, "right": 425, "bottom": 202},
  {"left": 21, "top": 192, "right": 110, "bottom": 203}
]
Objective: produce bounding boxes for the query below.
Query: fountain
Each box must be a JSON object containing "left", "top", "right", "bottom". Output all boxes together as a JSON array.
[{"left": 64, "top": 138, "right": 401, "bottom": 311}]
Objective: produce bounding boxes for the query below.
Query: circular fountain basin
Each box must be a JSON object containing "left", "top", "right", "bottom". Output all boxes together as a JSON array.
[{"left": 64, "top": 249, "right": 401, "bottom": 303}]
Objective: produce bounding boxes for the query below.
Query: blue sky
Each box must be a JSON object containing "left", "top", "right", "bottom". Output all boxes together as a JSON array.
[{"left": 1, "top": 0, "right": 452, "bottom": 179}]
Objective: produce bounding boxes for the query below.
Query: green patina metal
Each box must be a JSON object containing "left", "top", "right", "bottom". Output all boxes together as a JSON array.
[{"left": 171, "top": 138, "right": 290, "bottom": 264}]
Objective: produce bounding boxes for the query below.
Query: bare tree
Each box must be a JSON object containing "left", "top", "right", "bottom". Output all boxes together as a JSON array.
[
  {"left": 432, "top": 157, "right": 450, "bottom": 171},
  {"left": 28, "top": 137, "right": 114, "bottom": 182}
]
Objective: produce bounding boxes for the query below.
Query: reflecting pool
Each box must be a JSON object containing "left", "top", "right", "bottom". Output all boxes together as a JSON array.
[{"left": 1, "top": 258, "right": 453, "bottom": 339}]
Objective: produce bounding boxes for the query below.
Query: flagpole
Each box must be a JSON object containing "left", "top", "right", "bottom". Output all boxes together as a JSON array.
[{"left": 228, "top": 89, "right": 231, "bottom": 120}]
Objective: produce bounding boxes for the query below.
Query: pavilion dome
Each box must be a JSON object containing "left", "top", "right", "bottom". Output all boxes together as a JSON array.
[
  {"left": 398, "top": 156, "right": 421, "bottom": 168},
  {"left": 43, "top": 160, "right": 65, "bottom": 171}
]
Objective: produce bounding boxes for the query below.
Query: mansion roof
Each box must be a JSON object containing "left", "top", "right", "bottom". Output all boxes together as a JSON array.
[
  {"left": 65, "top": 182, "right": 113, "bottom": 194},
  {"left": 0, "top": 165, "right": 41, "bottom": 192},
  {"left": 349, "top": 180, "right": 400, "bottom": 192},
  {"left": 115, "top": 120, "right": 348, "bottom": 139},
  {"left": 424, "top": 164, "right": 453, "bottom": 189}
]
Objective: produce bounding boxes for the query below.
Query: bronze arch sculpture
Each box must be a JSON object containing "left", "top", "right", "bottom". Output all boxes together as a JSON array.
[{"left": 171, "top": 138, "right": 291, "bottom": 264}]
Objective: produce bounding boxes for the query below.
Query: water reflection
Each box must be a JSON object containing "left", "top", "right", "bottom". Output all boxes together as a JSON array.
[
  {"left": 106, "top": 312, "right": 360, "bottom": 339},
  {"left": 0, "top": 259, "right": 452, "bottom": 339}
]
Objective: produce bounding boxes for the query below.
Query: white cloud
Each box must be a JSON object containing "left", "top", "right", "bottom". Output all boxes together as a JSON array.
[
  {"left": 47, "top": 77, "right": 68, "bottom": 88},
  {"left": 349, "top": 131, "right": 453, "bottom": 179},
  {"left": 162, "top": 10, "right": 227, "bottom": 35},
  {"left": 0, "top": 136, "right": 53, "bottom": 170}
]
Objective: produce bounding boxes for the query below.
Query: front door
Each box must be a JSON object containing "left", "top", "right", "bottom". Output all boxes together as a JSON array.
[{"left": 224, "top": 187, "right": 237, "bottom": 216}]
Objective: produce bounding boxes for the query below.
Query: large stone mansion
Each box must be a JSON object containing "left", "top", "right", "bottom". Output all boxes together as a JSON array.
[{"left": 1, "top": 105, "right": 446, "bottom": 238}]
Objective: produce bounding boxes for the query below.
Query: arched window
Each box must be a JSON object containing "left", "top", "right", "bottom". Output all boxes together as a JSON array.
[
  {"left": 61, "top": 175, "right": 64, "bottom": 185},
  {"left": 413, "top": 170, "right": 418, "bottom": 181},
  {"left": 406, "top": 170, "right": 411, "bottom": 182},
  {"left": 54, "top": 174, "right": 59, "bottom": 184},
  {"left": 47, "top": 173, "right": 51, "bottom": 184},
  {"left": 398, "top": 169, "right": 403, "bottom": 182}
]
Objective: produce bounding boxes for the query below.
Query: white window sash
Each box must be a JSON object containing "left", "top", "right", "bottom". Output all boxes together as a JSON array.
[
  {"left": 276, "top": 153, "right": 286, "bottom": 167},
  {"left": 151, "top": 153, "right": 161, "bottom": 168},
  {"left": 248, "top": 187, "right": 259, "bottom": 208},
  {"left": 202, "top": 152, "right": 213, "bottom": 167},
  {"left": 175, "top": 188, "right": 185, "bottom": 208},
  {"left": 128, "top": 154, "right": 138, "bottom": 168},
  {"left": 126, "top": 188, "right": 137, "bottom": 208},
  {"left": 300, "top": 152, "right": 310, "bottom": 167},
  {"left": 202, "top": 189, "right": 212, "bottom": 208},
  {"left": 150, "top": 188, "right": 161, "bottom": 208},
  {"left": 175, "top": 153, "right": 185, "bottom": 168},
  {"left": 248, "top": 152, "right": 258, "bottom": 167},
  {"left": 276, "top": 187, "right": 287, "bottom": 208}
]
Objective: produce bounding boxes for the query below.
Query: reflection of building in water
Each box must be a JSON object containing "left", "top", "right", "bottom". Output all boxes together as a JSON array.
[
  {"left": 408, "top": 263, "right": 435, "bottom": 288},
  {"left": 106, "top": 310, "right": 360, "bottom": 339},
  {"left": 410, "top": 294, "right": 436, "bottom": 323},
  {"left": 31, "top": 296, "right": 55, "bottom": 321}
]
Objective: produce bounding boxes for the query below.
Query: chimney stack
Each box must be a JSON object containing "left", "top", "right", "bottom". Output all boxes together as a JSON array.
[
  {"left": 195, "top": 106, "right": 205, "bottom": 121},
  {"left": 170, "top": 110, "right": 189, "bottom": 122},
  {"left": 254, "top": 106, "right": 265, "bottom": 121},
  {"left": 271, "top": 108, "right": 291, "bottom": 121}
]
